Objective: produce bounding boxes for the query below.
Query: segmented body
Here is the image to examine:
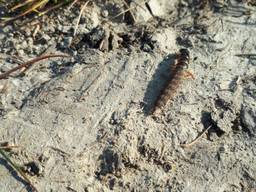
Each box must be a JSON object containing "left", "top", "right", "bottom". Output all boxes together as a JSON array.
[{"left": 152, "top": 49, "right": 190, "bottom": 115}]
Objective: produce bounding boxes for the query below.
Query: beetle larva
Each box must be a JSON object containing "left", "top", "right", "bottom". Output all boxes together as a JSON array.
[{"left": 151, "top": 49, "right": 190, "bottom": 115}]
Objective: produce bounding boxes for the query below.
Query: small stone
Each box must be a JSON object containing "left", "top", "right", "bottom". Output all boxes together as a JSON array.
[
  {"left": 17, "top": 49, "right": 25, "bottom": 56},
  {"left": 147, "top": 0, "right": 164, "bottom": 17},
  {"left": 141, "top": 43, "right": 153, "bottom": 52},
  {"left": 41, "top": 34, "right": 51, "bottom": 42},
  {"left": 2, "top": 25, "right": 13, "bottom": 33},
  {"left": 58, "top": 25, "right": 72, "bottom": 33},
  {"left": 101, "top": 10, "right": 109, "bottom": 18},
  {"left": 84, "top": 9, "right": 100, "bottom": 30}
]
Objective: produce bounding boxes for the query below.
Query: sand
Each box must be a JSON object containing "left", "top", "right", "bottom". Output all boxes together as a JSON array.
[{"left": 0, "top": 0, "right": 255, "bottom": 191}]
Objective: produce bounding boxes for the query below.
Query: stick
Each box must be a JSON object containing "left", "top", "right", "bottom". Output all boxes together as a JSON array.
[
  {"left": 0, "top": 54, "right": 69, "bottom": 80},
  {"left": 180, "top": 126, "right": 212, "bottom": 148}
]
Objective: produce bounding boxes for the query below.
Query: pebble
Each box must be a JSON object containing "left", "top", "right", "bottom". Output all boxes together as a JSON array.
[
  {"left": 147, "top": 0, "right": 164, "bottom": 16},
  {"left": 101, "top": 10, "right": 109, "bottom": 18}
]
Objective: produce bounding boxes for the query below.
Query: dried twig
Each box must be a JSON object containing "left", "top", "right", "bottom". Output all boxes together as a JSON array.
[
  {"left": 235, "top": 54, "right": 256, "bottom": 58},
  {"left": 180, "top": 126, "right": 212, "bottom": 148},
  {"left": 0, "top": 54, "right": 70, "bottom": 80}
]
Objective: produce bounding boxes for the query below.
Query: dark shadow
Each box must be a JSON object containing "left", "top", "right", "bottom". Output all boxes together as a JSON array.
[
  {"left": 19, "top": 81, "right": 49, "bottom": 109},
  {"left": 0, "top": 6, "right": 7, "bottom": 18},
  {"left": 49, "top": 59, "right": 74, "bottom": 78},
  {"left": 95, "top": 148, "right": 121, "bottom": 180},
  {"left": 201, "top": 111, "right": 225, "bottom": 140},
  {"left": 0, "top": 157, "right": 33, "bottom": 192},
  {"left": 142, "top": 54, "right": 176, "bottom": 115}
]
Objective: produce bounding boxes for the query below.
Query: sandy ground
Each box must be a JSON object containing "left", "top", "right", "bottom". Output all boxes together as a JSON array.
[{"left": 0, "top": 0, "right": 256, "bottom": 191}]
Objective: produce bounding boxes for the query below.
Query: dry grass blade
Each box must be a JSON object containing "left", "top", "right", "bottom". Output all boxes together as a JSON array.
[
  {"left": 11, "top": 0, "right": 36, "bottom": 11},
  {"left": 0, "top": 54, "right": 70, "bottom": 80},
  {"left": 180, "top": 126, "right": 212, "bottom": 148},
  {"left": 73, "top": 1, "right": 90, "bottom": 37},
  {"left": 1, "top": 0, "right": 49, "bottom": 24},
  {"left": 0, "top": 0, "right": 71, "bottom": 25},
  {"left": 68, "top": 0, "right": 80, "bottom": 10},
  {"left": 37, "top": 1, "right": 67, "bottom": 16}
]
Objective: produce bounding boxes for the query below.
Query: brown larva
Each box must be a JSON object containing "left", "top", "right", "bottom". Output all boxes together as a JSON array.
[{"left": 151, "top": 48, "right": 191, "bottom": 115}]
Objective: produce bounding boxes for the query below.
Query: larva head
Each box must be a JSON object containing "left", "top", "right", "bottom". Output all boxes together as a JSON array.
[{"left": 179, "top": 49, "right": 190, "bottom": 60}]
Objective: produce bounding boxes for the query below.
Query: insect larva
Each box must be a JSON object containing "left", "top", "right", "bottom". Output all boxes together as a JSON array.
[{"left": 151, "top": 48, "right": 190, "bottom": 115}]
